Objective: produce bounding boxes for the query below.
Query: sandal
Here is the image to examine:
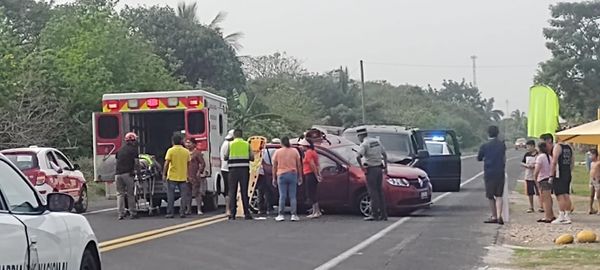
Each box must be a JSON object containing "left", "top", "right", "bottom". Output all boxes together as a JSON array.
[
  {"left": 526, "top": 208, "right": 534, "bottom": 213},
  {"left": 484, "top": 218, "right": 499, "bottom": 224},
  {"left": 589, "top": 209, "right": 598, "bottom": 215},
  {"left": 538, "top": 208, "right": 545, "bottom": 213}
]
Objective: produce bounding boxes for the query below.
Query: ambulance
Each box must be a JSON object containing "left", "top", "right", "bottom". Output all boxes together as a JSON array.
[{"left": 93, "top": 90, "right": 228, "bottom": 210}]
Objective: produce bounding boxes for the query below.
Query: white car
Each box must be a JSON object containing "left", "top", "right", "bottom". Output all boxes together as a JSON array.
[{"left": 0, "top": 153, "right": 101, "bottom": 269}]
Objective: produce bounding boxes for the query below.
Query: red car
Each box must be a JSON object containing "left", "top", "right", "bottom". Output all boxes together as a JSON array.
[
  {"left": 258, "top": 135, "right": 432, "bottom": 216},
  {"left": 1, "top": 146, "right": 89, "bottom": 213}
]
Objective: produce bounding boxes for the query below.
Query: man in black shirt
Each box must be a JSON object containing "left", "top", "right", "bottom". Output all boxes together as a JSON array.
[
  {"left": 477, "top": 126, "right": 506, "bottom": 225},
  {"left": 543, "top": 133, "right": 574, "bottom": 224},
  {"left": 115, "top": 132, "right": 140, "bottom": 220}
]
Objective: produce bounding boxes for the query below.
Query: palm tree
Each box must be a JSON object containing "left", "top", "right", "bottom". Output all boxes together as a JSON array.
[
  {"left": 230, "top": 90, "right": 281, "bottom": 130},
  {"left": 176, "top": 2, "right": 244, "bottom": 51}
]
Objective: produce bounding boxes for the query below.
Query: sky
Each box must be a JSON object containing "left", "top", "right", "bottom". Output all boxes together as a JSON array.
[{"left": 63, "top": 0, "right": 567, "bottom": 115}]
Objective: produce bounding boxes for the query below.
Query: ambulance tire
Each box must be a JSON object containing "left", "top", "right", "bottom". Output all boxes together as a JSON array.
[
  {"left": 80, "top": 248, "right": 100, "bottom": 270},
  {"left": 203, "top": 192, "right": 218, "bottom": 211}
]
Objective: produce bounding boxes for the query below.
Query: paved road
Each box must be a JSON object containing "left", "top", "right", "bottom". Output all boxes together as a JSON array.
[{"left": 86, "top": 152, "right": 523, "bottom": 270}]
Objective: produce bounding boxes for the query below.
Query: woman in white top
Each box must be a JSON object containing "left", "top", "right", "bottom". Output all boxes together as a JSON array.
[{"left": 534, "top": 142, "right": 555, "bottom": 223}]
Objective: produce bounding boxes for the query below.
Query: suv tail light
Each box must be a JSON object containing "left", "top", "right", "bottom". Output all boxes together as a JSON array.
[{"left": 36, "top": 171, "right": 47, "bottom": 186}]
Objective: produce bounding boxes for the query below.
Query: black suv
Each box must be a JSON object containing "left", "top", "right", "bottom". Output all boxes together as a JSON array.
[{"left": 343, "top": 125, "right": 462, "bottom": 192}]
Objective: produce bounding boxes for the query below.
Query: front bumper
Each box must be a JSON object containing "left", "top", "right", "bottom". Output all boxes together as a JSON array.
[{"left": 384, "top": 183, "right": 432, "bottom": 212}]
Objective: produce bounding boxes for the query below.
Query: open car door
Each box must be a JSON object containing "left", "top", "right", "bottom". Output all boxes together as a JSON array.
[
  {"left": 93, "top": 112, "right": 122, "bottom": 182},
  {"left": 413, "top": 130, "right": 462, "bottom": 192}
]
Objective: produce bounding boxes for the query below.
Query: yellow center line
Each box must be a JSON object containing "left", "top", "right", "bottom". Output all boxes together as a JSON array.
[{"left": 99, "top": 214, "right": 227, "bottom": 252}]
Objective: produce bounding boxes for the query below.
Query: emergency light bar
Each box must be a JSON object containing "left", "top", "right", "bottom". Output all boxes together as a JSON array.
[
  {"left": 167, "top": 97, "right": 179, "bottom": 107},
  {"left": 147, "top": 98, "right": 159, "bottom": 108},
  {"left": 127, "top": 99, "right": 139, "bottom": 109},
  {"left": 188, "top": 97, "right": 199, "bottom": 106},
  {"left": 107, "top": 101, "right": 119, "bottom": 110}
]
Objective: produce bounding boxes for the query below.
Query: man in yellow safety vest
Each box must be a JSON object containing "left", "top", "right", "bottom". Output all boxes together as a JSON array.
[{"left": 223, "top": 129, "right": 254, "bottom": 220}]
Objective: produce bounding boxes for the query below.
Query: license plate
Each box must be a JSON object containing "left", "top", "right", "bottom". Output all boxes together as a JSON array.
[{"left": 420, "top": 191, "right": 428, "bottom": 199}]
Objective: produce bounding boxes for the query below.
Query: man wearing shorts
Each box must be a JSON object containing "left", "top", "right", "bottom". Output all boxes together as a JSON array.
[
  {"left": 521, "top": 140, "right": 541, "bottom": 213},
  {"left": 477, "top": 125, "right": 506, "bottom": 225},
  {"left": 542, "top": 133, "right": 574, "bottom": 224},
  {"left": 589, "top": 149, "right": 600, "bottom": 214}
]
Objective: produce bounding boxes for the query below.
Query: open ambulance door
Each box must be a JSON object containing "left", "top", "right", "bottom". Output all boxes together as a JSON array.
[
  {"left": 93, "top": 112, "right": 122, "bottom": 182},
  {"left": 185, "top": 108, "right": 211, "bottom": 176},
  {"left": 412, "top": 129, "right": 462, "bottom": 192}
]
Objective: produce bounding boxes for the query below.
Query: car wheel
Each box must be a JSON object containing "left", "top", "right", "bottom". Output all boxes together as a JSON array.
[
  {"left": 80, "top": 248, "right": 100, "bottom": 270},
  {"left": 203, "top": 192, "right": 219, "bottom": 211},
  {"left": 248, "top": 190, "right": 259, "bottom": 213},
  {"left": 74, "top": 186, "right": 88, "bottom": 213},
  {"left": 356, "top": 191, "right": 372, "bottom": 217}
]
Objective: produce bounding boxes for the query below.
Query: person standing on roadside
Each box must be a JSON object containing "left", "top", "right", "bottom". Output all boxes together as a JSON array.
[
  {"left": 535, "top": 142, "right": 555, "bottom": 223},
  {"left": 477, "top": 126, "right": 506, "bottom": 225},
  {"left": 272, "top": 137, "right": 303, "bottom": 222},
  {"left": 356, "top": 128, "right": 389, "bottom": 221},
  {"left": 300, "top": 139, "right": 322, "bottom": 218},
  {"left": 220, "top": 129, "right": 234, "bottom": 216},
  {"left": 588, "top": 149, "right": 600, "bottom": 214},
  {"left": 521, "top": 140, "right": 541, "bottom": 213},
  {"left": 115, "top": 132, "right": 139, "bottom": 220},
  {"left": 542, "top": 133, "right": 574, "bottom": 224},
  {"left": 163, "top": 134, "right": 191, "bottom": 219},
  {"left": 224, "top": 129, "right": 254, "bottom": 220},
  {"left": 185, "top": 138, "right": 206, "bottom": 215}
]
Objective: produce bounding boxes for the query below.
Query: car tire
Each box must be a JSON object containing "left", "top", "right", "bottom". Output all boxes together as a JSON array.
[
  {"left": 355, "top": 191, "right": 372, "bottom": 217},
  {"left": 203, "top": 192, "right": 218, "bottom": 211},
  {"left": 80, "top": 248, "right": 100, "bottom": 270},
  {"left": 248, "top": 190, "right": 259, "bottom": 214},
  {"left": 74, "top": 186, "right": 88, "bottom": 213}
]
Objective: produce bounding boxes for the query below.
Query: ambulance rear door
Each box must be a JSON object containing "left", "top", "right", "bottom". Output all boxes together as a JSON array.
[
  {"left": 185, "top": 108, "right": 210, "bottom": 175},
  {"left": 93, "top": 112, "right": 122, "bottom": 182}
]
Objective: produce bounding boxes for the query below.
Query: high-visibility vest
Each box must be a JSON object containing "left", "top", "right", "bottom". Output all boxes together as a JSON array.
[{"left": 229, "top": 138, "right": 250, "bottom": 168}]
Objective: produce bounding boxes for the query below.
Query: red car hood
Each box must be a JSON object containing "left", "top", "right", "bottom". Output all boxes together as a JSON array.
[{"left": 387, "top": 164, "right": 427, "bottom": 180}]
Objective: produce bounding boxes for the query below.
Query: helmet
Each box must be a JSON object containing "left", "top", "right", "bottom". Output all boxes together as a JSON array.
[
  {"left": 271, "top": 138, "right": 281, "bottom": 144},
  {"left": 125, "top": 132, "right": 138, "bottom": 142},
  {"left": 225, "top": 129, "right": 235, "bottom": 140}
]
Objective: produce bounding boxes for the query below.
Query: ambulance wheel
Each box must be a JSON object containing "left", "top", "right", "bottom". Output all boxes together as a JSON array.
[
  {"left": 80, "top": 248, "right": 100, "bottom": 270},
  {"left": 74, "top": 186, "right": 88, "bottom": 213},
  {"left": 203, "top": 193, "right": 218, "bottom": 211}
]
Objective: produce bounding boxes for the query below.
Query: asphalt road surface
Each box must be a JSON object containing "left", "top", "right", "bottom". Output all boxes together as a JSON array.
[{"left": 85, "top": 151, "right": 523, "bottom": 270}]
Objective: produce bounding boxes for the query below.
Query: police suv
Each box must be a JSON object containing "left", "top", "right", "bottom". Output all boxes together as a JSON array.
[{"left": 0, "top": 153, "right": 101, "bottom": 270}]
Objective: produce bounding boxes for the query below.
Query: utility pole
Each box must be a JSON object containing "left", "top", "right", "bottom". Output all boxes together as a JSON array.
[
  {"left": 360, "top": 60, "right": 366, "bottom": 124},
  {"left": 471, "top": 55, "right": 477, "bottom": 87},
  {"left": 505, "top": 99, "right": 509, "bottom": 139}
]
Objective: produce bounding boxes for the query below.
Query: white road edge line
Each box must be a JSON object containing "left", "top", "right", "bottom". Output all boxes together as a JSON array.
[
  {"left": 314, "top": 155, "right": 521, "bottom": 270},
  {"left": 83, "top": 207, "right": 118, "bottom": 215},
  {"left": 461, "top": 154, "right": 477, "bottom": 160}
]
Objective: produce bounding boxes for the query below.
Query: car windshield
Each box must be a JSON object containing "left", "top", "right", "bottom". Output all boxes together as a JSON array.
[
  {"left": 369, "top": 133, "right": 411, "bottom": 156},
  {"left": 3, "top": 153, "right": 38, "bottom": 171},
  {"left": 329, "top": 145, "right": 360, "bottom": 167},
  {"left": 425, "top": 142, "right": 444, "bottom": 154}
]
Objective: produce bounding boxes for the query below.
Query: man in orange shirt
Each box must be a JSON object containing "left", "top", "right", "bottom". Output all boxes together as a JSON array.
[{"left": 272, "top": 137, "right": 303, "bottom": 222}]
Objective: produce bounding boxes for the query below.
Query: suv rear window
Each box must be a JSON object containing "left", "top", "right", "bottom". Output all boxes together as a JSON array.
[{"left": 3, "top": 153, "right": 38, "bottom": 171}]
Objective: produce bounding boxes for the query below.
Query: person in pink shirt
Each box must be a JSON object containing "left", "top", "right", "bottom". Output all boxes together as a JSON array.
[
  {"left": 534, "top": 142, "right": 555, "bottom": 223},
  {"left": 272, "top": 137, "right": 303, "bottom": 222}
]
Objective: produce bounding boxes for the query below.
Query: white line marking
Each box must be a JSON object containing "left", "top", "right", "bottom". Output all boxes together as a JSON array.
[
  {"left": 314, "top": 155, "right": 521, "bottom": 270},
  {"left": 461, "top": 154, "right": 477, "bottom": 160},
  {"left": 83, "top": 207, "right": 118, "bottom": 215}
]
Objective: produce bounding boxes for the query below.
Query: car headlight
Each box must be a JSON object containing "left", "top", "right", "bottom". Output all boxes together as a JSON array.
[{"left": 387, "top": 178, "right": 410, "bottom": 187}]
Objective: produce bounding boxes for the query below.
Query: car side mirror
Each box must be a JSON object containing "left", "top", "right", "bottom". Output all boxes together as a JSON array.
[
  {"left": 73, "top": 164, "right": 81, "bottom": 170},
  {"left": 46, "top": 193, "right": 74, "bottom": 212},
  {"left": 417, "top": 150, "right": 430, "bottom": 159}
]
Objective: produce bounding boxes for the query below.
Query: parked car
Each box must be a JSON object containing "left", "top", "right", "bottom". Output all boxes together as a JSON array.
[
  {"left": 0, "top": 152, "right": 101, "bottom": 269},
  {"left": 514, "top": 138, "right": 527, "bottom": 150},
  {"left": 343, "top": 125, "right": 462, "bottom": 192},
  {"left": 1, "top": 146, "right": 89, "bottom": 213},
  {"left": 256, "top": 135, "right": 432, "bottom": 217}
]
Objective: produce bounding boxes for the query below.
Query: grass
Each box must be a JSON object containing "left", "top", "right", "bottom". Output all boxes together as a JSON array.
[{"left": 514, "top": 247, "right": 600, "bottom": 268}]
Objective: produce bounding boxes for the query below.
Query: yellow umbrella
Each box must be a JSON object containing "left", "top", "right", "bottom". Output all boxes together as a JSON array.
[{"left": 556, "top": 120, "right": 600, "bottom": 145}]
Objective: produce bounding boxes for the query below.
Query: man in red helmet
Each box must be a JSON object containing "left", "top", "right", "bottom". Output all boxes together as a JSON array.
[{"left": 115, "top": 132, "right": 140, "bottom": 220}]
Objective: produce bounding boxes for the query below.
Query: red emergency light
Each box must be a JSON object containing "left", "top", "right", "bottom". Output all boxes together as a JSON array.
[
  {"left": 188, "top": 97, "right": 200, "bottom": 106},
  {"left": 107, "top": 101, "right": 119, "bottom": 110},
  {"left": 147, "top": 98, "right": 159, "bottom": 108}
]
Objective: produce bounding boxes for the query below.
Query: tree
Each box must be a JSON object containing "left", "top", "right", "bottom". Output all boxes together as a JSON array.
[
  {"left": 229, "top": 90, "right": 283, "bottom": 136},
  {"left": 0, "top": 0, "right": 53, "bottom": 50},
  {"left": 121, "top": 5, "right": 245, "bottom": 91},
  {"left": 176, "top": 2, "right": 243, "bottom": 51},
  {"left": 241, "top": 52, "right": 307, "bottom": 80},
  {"left": 536, "top": 1, "right": 600, "bottom": 120}
]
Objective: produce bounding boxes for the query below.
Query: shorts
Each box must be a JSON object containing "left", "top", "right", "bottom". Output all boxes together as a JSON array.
[
  {"left": 484, "top": 179, "right": 505, "bottom": 199},
  {"left": 304, "top": 173, "right": 319, "bottom": 204},
  {"left": 525, "top": 180, "right": 539, "bottom": 196},
  {"left": 552, "top": 175, "right": 571, "bottom": 195},
  {"left": 190, "top": 177, "right": 207, "bottom": 197},
  {"left": 590, "top": 178, "right": 600, "bottom": 190},
  {"left": 539, "top": 179, "right": 553, "bottom": 191}
]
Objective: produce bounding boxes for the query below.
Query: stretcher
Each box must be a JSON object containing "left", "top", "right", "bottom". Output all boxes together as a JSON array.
[
  {"left": 236, "top": 136, "right": 267, "bottom": 217},
  {"left": 133, "top": 154, "right": 161, "bottom": 215}
]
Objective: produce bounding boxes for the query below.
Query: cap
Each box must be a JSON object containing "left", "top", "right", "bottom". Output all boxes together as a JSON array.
[
  {"left": 356, "top": 128, "right": 368, "bottom": 136},
  {"left": 299, "top": 139, "right": 310, "bottom": 146},
  {"left": 225, "top": 129, "right": 234, "bottom": 140},
  {"left": 271, "top": 138, "right": 281, "bottom": 144},
  {"left": 125, "top": 132, "right": 138, "bottom": 141}
]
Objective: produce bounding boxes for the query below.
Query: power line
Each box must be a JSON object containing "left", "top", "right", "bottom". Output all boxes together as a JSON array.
[{"left": 364, "top": 61, "right": 535, "bottom": 69}]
